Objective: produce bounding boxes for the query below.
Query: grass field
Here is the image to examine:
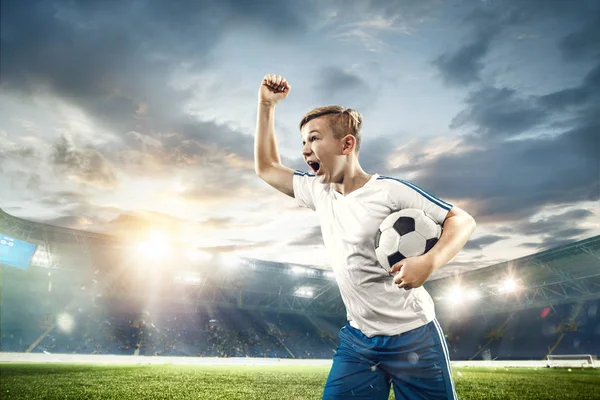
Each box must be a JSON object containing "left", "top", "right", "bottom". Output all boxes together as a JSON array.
[{"left": 1, "top": 363, "right": 599, "bottom": 399}]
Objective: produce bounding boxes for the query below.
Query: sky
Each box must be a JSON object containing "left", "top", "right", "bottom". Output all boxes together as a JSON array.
[{"left": 1, "top": 0, "right": 598, "bottom": 278}]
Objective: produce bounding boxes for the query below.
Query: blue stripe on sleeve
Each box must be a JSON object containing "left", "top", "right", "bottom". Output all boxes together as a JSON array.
[
  {"left": 294, "top": 170, "right": 315, "bottom": 177},
  {"left": 377, "top": 176, "right": 452, "bottom": 211}
]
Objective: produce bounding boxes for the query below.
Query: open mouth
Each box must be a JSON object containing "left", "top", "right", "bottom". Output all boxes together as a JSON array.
[{"left": 307, "top": 161, "right": 320, "bottom": 173}]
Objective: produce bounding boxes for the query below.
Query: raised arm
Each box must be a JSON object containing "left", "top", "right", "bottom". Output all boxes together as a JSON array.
[{"left": 254, "top": 74, "right": 296, "bottom": 198}]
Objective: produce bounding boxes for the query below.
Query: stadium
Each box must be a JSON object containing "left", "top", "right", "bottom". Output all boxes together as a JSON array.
[{"left": 1, "top": 206, "right": 599, "bottom": 399}]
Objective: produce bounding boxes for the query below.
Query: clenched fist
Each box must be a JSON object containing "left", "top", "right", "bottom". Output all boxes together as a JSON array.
[{"left": 258, "top": 74, "right": 291, "bottom": 106}]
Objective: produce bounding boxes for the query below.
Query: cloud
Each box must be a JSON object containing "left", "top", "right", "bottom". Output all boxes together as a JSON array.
[
  {"left": 400, "top": 128, "right": 598, "bottom": 223},
  {"left": 313, "top": 67, "right": 371, "bottom": 105},
  {"left": 516, "top": 209, "right": 594, "bottom": 236},
  {"left": 559, "top": 14, "right": 600, "bottom": 61},
  {"left": 38, "top": 191, "right": 89, "bottom": 208},
  {"left": 519, "top": 232, "right": 591, "bottom": 251},
  {"left": 449, "top": 86, "right": 547, "bottom": 138},
  {"left": 463, "top": 234, "right": 509, "bottom": 251},
  {"left": 0, "top": 0, "right": 311, "bottom": 149},
  {"left": 51, "top": 135, "right": 118, "bottom": 189},
  {"left": 433, "top": 33, "right": 495, "bottom": 86},
  {"left": 41, "top": 215, "right": 94, "bottom": 230},
  {"left": 538, "top": 63, "right": 600, "bottom": 110},
  {"left": 432, "top": 1, "right": 600, "bottom": 86},
  {"left": 416, "top": 59, "right": 598, "bottom": 224},
  {"left": 287, "top": 226, "right": 324, "bottom": 247},
  {"left": 431, "top": 2, "right": 519, "bottom": 87},
  {"left": 358, "top": 135, "right": 399, "bottom": 173},
  {"left": 318, "top": 0, "right": 438, "bottom": 52},
  {"left": 198, "top": 243, "right": 269, "bottom": 254}
]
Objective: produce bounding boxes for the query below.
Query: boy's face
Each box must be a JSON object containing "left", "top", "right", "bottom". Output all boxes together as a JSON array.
[{"left": 300, "top": 117, "right": 346, "bottom": 184}]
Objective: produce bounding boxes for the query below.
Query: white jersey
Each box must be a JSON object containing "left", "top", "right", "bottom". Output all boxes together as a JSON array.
[{"left": 293, "top": 171, "right": 452, "bottom": 337}]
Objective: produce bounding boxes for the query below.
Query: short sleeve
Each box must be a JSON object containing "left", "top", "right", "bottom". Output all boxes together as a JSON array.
[
  {"left": 384, "top": 177, "right": 453, "bottom": 225},
  {"left": 292, "top": 171, "right": 319, "bottom": 211}
]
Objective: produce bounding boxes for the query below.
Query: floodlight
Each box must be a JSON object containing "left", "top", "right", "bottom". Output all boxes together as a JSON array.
[
  {"left": 137, "top": 241, "right": 172, "bottom": 259},
  {"left": 295, "top": 287, "right": 314, "bottom": 297},
  {"left": 447, "top": 286, "right": 463, "bottom": 303},
  {"left": 174, "top": 274, "right": 202, "bottom": 285},
  {"left": 500, "top": 278, "right": 518, "bottom": 293},
  {"left": 56, "top": 313, "right": 75, "bottom": 333}
]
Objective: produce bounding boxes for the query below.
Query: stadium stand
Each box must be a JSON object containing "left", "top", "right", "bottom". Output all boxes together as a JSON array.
[{"left": 1, "top": 207, "right": 599, "bottom": 361}]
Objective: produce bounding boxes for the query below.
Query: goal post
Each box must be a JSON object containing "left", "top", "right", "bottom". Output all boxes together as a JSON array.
[{"left": 547, "top": 354, "right": 597, "bottom": 368}]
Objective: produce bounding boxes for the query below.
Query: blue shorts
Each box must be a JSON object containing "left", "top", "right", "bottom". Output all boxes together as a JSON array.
[{"left": 323, "top": 319, "right": 458, "bottom": 400}]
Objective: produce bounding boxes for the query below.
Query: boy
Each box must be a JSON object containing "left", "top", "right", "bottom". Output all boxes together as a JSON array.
[{"left": 254, "top": 74, "right": 476, "bottom": 399}]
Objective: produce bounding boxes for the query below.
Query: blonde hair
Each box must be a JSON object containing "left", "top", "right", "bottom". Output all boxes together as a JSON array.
[{"left": 299, "top": 105, "right": 363, "bottom": 152}]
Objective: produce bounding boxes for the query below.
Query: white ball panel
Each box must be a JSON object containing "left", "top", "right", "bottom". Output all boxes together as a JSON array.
[
  {"left": 379, "top": 212, "right": 401, "bottom": 231},
  {"left": 413, "top": 213, "right": 440, "bottom": 240},
  {"left": 375, "top": 247, "right": 391, "bottom": 270},
  {"left": 398, "top": 231, "right": 427, "bottom": 258},
  {"left": 379, "top": 228, "right": 400, "bottom": 255}
]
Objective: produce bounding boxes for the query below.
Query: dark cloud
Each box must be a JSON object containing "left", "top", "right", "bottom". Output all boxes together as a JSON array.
[
  {"left": 520, "top": 232, "right": 591, "bottom": 251},
  {"left": 539, "top": 63, "right": 600, "bottom": 110},
  {"left": 416, "top": 58, "right": 599, "bottom": 223},
  {"left": 313, "top": 67, "right": 371, "bottom": 106},
  {"left": 515, "top": 209, "right": 594, "bottom": 237},
  {"left": 288, "top": 226, "right": 324, "bottom": 247},
  {"left": 0, "top": 0, "right": 311, "bottom": 146},
  {"left": 463, "top": 234, "right": 509, "bottom": 251},
  {"left": 358, "top": 135, "right": 397, "bottom": 173},
  {"left": 432, "top": 0, "right": 600, "bottom": 86},
  {"left": 449, "top": 87, "right": 547, "bottom": 138},
  {"left": 431, "top": 2, "right": 520, "bottom": 87},
  {"left": 510, "top": 210, "right": 595, "bottom": 250},
  {"left": 433, "top": 33, "right": 495, "bottom": 86},
  {"left": 400, "top": 127, "right": 598, "bottom": 222},
  {"left": 559, "top": 14, "right": 600, "bottom": 61},
  {"left": 51, "top": 135, "right": 118, "bottom": 189}
]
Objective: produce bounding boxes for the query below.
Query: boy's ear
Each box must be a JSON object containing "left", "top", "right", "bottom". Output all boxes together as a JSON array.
[{"left": 342, "top": 135, "right": 355, "bottom": 155}]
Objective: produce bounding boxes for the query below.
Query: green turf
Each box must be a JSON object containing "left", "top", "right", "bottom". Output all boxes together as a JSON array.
[{"left": 1, "top": 363, "right": 598, "bottom": 399}]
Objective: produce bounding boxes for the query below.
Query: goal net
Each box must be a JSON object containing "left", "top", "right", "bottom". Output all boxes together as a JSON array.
[{"left": 547, "top": 354, "right": 597, "bottom": 368}]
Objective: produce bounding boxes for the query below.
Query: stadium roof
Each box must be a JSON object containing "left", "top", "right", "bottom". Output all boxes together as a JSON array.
[
  {"left": 427, "top": 235, "right": 600, "bottom": 315},
  {"left": 1, "top": 207, "right": 599, "bottom": 316}
]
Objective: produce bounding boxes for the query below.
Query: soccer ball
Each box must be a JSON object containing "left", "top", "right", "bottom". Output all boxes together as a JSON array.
[{"left": 374, "top": 209, "right": 442, "bottom": 270}]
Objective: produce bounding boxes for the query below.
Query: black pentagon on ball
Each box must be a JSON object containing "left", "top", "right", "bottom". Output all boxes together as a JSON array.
[
  {"left": 425, "top": 237, "right": 438, "bottom": 253},
  {"left": 393, "top": 217, "right": 415, "bottom": 236},
  {"left": 388, "top": 251, "right": 406, "bottom": 268},
  {"left": 374, "top": 229, "right": 382, "bottom": 248}
]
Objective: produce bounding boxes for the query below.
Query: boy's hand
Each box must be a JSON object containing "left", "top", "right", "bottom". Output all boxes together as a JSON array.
[
  {"left": 259, "top": 74, "right": 291, "bottom": 106},
  {"left": 389, "top": 255, "right": 435, "bottom": 290}
]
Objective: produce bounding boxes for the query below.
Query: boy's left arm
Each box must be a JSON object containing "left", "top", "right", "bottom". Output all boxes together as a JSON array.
[{"left": 390, "top": 205, "right": 476, "bottom": 289}]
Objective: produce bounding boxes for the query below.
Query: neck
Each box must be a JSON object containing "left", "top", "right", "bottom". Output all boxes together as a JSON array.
[{"left": 332, "top": 163, "right": 371, "bottom": 196}]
